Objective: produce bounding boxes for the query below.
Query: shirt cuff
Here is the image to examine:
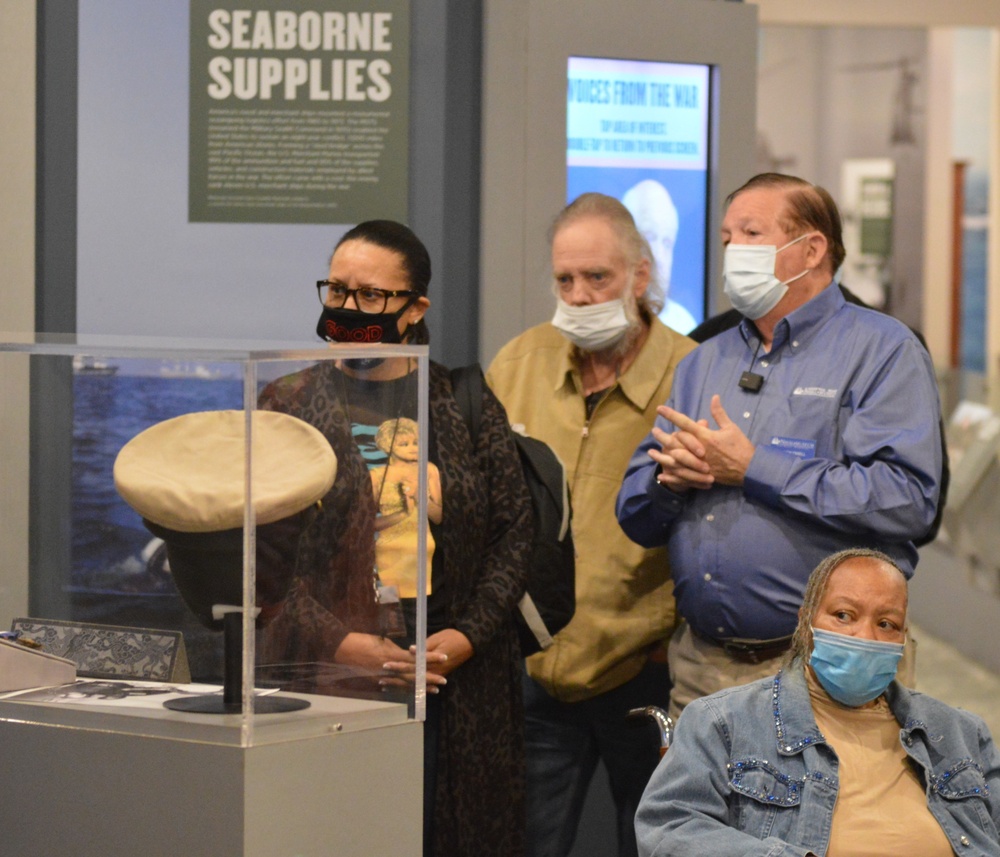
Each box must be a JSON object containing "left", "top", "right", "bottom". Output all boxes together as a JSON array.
[
  {"left": 743, "top": 445, "right": 798, "bottom": 507},
  {"left": 646, "top": 467, "right": 687, "bottom": 514}
]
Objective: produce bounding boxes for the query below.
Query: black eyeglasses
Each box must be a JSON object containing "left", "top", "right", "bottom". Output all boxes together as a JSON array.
[{"left": 316, "top": 280, "right": 417, "bottom": 314}]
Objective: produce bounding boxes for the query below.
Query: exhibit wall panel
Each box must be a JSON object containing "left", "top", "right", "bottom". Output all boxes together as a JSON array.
[
  {"left": 30, "top": 2, "right": 480, "bottom": 367},
  {"left": 991, "top": 30, "right": 1000, "bottom": 386},
  {"left": 480, "top": 0, "right": 758, "bottom": 362},
  {"left": 0, "top": 0, "right": 35, "bottom": 624}
]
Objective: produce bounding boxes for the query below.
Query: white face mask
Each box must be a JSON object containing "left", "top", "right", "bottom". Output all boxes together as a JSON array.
[
  {"left": 551, "top": 298, "right": 630, "bottom": 352},
  {"left": 723, "top": 233, "right": 813, "bottom": 320}
]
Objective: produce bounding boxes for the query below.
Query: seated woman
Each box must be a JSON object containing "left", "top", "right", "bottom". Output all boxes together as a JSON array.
[{"left": 636, "top": 547, "right": 1000, "bottom": 857}]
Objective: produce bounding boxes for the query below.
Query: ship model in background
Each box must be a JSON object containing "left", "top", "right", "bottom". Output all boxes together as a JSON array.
[{"left": 72, "top": 355, "right": 119, "bottom": 376}]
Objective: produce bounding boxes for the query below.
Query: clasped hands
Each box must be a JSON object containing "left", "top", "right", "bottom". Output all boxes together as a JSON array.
[
  {"left": 648, "top": 394, "right": 755, "bottom": 492},
  {"left": 368, "top": 628, "right": 473, "bottom": 693}
]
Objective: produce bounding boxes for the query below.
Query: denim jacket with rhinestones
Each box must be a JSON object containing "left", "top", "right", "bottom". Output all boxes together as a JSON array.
[{"left": 635, "top": 665, "right": 1000, "bottom": 857}]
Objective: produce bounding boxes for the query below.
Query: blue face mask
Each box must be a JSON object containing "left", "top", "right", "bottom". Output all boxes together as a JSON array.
[{"left": 809, "top": 627, "right": 904, "bottom": 707}]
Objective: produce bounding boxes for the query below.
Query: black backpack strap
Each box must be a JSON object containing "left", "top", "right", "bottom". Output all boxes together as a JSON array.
[{"left": 450, "top": 364, "right": 484, "bottom": 443}]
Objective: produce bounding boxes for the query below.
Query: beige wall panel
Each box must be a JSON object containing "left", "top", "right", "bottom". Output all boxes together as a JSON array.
[{"left": 0, "top": 0, "right": 35, "bottom": 623}]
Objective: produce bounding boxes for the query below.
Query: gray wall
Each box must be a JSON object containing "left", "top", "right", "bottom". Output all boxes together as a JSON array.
[
  {"left": 757, "top": 25, "right": 928, "bottom": 333},
  {"left": 37, "top": 0, "right": 484, "bottom": 369}
]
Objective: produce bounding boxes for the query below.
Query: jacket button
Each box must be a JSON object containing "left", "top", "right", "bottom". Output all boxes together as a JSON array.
[{"left": 961, "top": 835, "right": 970, "bottom": 846}]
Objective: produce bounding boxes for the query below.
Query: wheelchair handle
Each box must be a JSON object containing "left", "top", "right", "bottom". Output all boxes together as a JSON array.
[{"left": 628, "top": 705, "right": 674, "bottom": 757}]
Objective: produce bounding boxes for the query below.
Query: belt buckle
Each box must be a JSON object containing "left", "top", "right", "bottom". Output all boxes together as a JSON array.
[
  {"left": 730, "top": 644, "right": 764, "bottom": 664},
  {"left": 719, "top": 636, "right": 790, "bottom": 665},
  {"left": 721, "top": 639, "right": 764, "bottom": 664}
]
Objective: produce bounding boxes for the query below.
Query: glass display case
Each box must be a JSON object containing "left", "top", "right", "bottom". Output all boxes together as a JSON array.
[{"left": 0, "top": 333, "right": 430, "bottom": 748}]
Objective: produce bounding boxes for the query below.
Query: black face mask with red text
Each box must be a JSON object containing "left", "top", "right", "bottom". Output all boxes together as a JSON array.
[{"left": 315, "top": 299, "right": 416, "bottom": 345}]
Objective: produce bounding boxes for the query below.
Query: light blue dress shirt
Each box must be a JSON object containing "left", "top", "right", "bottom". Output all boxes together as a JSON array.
[{"left": 616, "top": 283, "right": 942, "bottom": 641}]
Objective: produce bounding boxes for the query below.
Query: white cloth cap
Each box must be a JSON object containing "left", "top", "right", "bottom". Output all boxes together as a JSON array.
[{"left": 114, "top": 410, "right": 337, "bottom": 533}]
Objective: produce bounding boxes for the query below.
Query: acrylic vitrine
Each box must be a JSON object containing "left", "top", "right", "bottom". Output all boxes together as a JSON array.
[
  {"left": 0, "top": 333, "right": 429, "bottom": 855},
  {"left": 0, "top": 332, "right": 431, "bottom": 748}
]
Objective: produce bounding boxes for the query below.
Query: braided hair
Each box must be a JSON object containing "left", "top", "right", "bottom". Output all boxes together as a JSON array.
[{"left": 785, "top": 547, "right": 907, "bottom": 666}]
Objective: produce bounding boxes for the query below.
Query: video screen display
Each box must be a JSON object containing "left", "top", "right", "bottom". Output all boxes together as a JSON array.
[{"left": 567, "top": 56, "right": 711, "bottom": 334}]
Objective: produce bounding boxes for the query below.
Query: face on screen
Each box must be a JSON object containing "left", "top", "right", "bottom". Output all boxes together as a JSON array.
[
  {"left": 566, "top": 56, "right": 710, "bottom": 332},
  {"left": 622, "top": 179, "right": 678, "bottom": 295}
]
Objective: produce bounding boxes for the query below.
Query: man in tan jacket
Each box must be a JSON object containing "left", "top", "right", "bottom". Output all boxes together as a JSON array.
[{"left": 487, "top": 192, "right": 696, "bottom": 857}]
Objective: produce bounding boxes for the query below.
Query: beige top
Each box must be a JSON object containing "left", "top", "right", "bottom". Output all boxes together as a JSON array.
[{"left": 807, "top": 669, "right": 954, "bottom": 857}]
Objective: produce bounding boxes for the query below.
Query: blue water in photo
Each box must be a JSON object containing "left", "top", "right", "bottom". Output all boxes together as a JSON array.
[
  {"left": 961, "top": 169, "right": 988, "bottom": 375},
  {"left": 65, "top": 366, "right": 249, "bottom": 678},
  {"left": 72, "top": 368, "right": 243, "bottom": 593},
  {"left": 961, "top": 228, "right": 987, "bottom": 374}
]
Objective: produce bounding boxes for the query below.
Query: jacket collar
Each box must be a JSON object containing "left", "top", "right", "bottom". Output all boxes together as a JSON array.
[
  {"left": 774, "top": 663, "right": 940, "bottom": 752},
  {"left": 553, "top": 317, "right": 686, "bottom": 411},
  {"left": 739, "top": 280, "right": 844, "bottom": 354},
  {"left": 772, "top": 665, "right": 829, "bottom": 756},
  {"left": 884, "top": 680, "right": 936, "bottom": 740}
]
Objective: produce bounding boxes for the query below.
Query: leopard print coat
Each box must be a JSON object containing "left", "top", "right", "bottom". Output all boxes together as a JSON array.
[{"left": 259, "top": 359, "right": 530, "bottom": 856}]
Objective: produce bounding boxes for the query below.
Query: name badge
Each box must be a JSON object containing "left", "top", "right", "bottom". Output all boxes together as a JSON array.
[{"left": 770, "top": 436, "right": 815, "bottom": 459}]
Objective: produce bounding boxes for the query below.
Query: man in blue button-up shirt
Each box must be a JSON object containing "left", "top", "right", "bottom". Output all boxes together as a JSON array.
[{"left": 615, "top": 173, "right": 942, "bottom": 719}]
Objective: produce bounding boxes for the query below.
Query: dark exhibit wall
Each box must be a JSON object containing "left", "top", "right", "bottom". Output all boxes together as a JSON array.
[
  {"left": 31, "top": 0, "right": 484, "bottom": 627},
  {"left": 38, "top": 0, "right": 482, "bottom": 369}
]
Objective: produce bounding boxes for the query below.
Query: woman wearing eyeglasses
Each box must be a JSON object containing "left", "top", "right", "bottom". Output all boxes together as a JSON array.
[{"left": 258, "top": 220, "right": 532, "bottom": 857}]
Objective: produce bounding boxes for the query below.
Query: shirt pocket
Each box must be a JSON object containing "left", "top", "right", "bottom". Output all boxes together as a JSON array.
[
  {"left": 931, "top": 759, "right": 988, "bottom": 799},
  {"left": 931, "top": 760, "right": 996, "bottom": 835},
  {"left": 778, "top": 389, "right": 844, "bottom": 460},
  {"left": 728, "top": 758, "right": 804, "bottom": 839},
  {"left": 931, "top": 759, "right": 998, "bottom": 843}
]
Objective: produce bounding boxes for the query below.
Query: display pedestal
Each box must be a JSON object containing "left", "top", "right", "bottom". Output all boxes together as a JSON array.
[{"left": 0, "top": 695, "right": 423, "bottom": 856}]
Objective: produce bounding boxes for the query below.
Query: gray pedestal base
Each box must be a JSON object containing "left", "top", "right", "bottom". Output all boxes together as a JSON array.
[{"left": 1, "top": 703, "right": 422, "bottom": 856}]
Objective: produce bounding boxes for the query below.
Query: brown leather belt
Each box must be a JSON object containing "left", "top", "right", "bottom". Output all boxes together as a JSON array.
[{"left": 692, "top": 629, "right": 793, "bottom": 665}]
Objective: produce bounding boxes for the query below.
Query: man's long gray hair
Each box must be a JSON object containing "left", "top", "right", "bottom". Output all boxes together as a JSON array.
[{"left": 549, "top": 192, "right": 665, "bottom": 317}]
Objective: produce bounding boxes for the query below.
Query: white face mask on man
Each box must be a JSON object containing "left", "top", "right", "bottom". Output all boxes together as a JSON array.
[
  {"left": 722, "top": 232, "right": 814, "bottom": 320},
  {"left": 551, "top": 298, "right": 630, "bottom": 352}
]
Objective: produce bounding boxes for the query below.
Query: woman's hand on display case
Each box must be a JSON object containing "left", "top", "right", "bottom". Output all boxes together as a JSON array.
[{"left": 337, "top": 631, "right": 449, "bottom": 692}]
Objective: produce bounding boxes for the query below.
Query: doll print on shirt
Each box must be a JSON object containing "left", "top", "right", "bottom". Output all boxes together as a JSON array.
[{"left": 365, "top": 416, "right": 442, "bottom": 599}]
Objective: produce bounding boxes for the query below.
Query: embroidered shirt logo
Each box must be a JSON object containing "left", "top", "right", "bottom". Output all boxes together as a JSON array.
[{"left": 793, "top": 386, "right": 838, "bottom": 398}]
